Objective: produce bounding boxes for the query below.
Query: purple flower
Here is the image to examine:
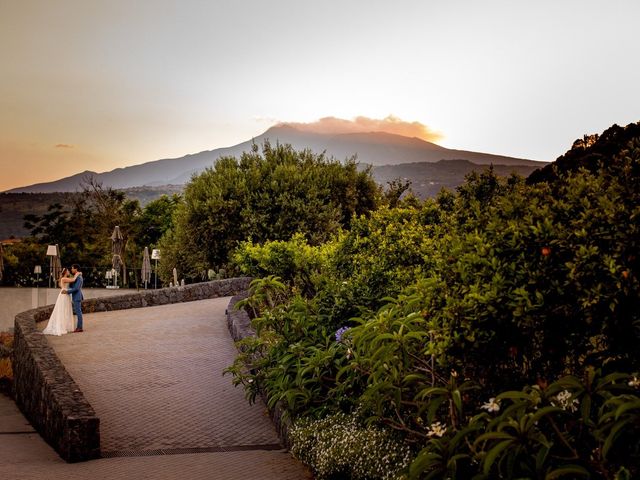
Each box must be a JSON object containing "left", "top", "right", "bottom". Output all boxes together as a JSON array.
[{"left": 335, "top": 326, "right": 350, "bottom": 343}]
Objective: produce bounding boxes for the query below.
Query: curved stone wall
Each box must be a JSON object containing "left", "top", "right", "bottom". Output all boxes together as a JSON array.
[
  {"left": 226, "top": 293, "right": 293, "bottom": 448},
  {"left": 12, "top": 277, "right": 251, "bottom": 463}
]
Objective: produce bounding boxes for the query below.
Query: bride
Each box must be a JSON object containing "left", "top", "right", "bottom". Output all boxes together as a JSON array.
[{"left": 42, "top": 268, "right": 78, "bottom": 336}]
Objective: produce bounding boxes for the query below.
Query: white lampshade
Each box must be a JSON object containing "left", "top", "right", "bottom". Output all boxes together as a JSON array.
[
  {"left": 34, "top": 265, "right": 42, "bottom": 274},
  {"left": 46, "top": 245, "right": 58, "bottom": 256},
  {"left": 151, "top": 249, "right": 161, "bottom": 260}
]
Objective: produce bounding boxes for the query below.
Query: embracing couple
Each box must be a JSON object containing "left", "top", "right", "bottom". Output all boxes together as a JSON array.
[{"left": 42, "top": 264, "right": 84, "bottom": 336}]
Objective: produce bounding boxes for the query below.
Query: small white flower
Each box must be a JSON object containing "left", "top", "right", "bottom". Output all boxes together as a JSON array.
[
  {"left": 481, "top": 397, "right": 500, "bottom": 413},
  {"left": 426, "top": 421, "right": 446, "bottom": 438},
  {"left": 555, "top": 389, "right": 579, "bottom": 412},
  {"left": 629, "top": 376, "right": 640, "bottom": 388}
]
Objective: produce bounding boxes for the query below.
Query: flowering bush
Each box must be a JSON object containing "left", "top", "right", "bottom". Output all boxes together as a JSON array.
[
  {"left": 0, "top": 332, "right": 13, "bottom": 393},
  {"left": 290, "top": 411, "right": 412, "bottom": 480},
  {"left": 408, "top": 368, "right": 640, "bottom": 479}
]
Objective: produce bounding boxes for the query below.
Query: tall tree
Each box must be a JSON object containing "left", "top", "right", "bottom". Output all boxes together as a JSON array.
[{"left": 159, "top": 142, "right": 380, "bottom": 282}]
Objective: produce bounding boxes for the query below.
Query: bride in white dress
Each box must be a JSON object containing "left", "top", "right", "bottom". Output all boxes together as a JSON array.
[{"left": 42, "top": 268, "right": 78, "bottom": 336}]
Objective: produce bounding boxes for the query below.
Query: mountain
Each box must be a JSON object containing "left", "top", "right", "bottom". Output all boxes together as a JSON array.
[{"left": 5, "top": 126, "right": 546, "bottom": 193}]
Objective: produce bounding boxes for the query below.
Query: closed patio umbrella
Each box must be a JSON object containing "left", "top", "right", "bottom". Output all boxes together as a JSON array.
[
  {"left": 141, "top": 247, "right": 152, "bottom": 289},
  {"left": 0, "top": 242, "right": 4, "bottom": 282},
  {"left": 111, "top": 226, "right": 124, "bottom": 287}
]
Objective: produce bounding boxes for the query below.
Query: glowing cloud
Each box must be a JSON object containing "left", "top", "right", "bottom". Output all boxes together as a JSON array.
[
  {"left": 54, "top": 144, "right": 74, "bottom": 149},
  {"left": 277, "top": 115, "right": 443, "bottom": 143}
]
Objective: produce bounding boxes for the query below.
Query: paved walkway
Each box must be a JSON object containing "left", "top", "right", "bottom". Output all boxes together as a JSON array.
[{"left": 0, "top": 298, "right": 311, "bottom": 479}]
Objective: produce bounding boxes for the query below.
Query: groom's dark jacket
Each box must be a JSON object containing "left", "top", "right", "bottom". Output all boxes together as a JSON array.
[{"left": 66, "top": 275, "right": 84, "bottom": 302}]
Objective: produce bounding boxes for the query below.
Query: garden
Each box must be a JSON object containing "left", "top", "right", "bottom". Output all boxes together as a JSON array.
[
  {"left": 2, "top": 123, "right": 639, "bottom": 478},
  {"left": 225, "top": 126, "right": 640, "bottom": 479}
]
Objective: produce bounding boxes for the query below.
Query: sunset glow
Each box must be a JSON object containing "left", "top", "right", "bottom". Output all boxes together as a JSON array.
[{"left": 1, "top": 1, "right": 639, "bottom": 191}]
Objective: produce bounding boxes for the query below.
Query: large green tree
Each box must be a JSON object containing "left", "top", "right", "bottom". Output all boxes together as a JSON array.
[{"left": 159, "top": 142, "right": 380, "bottom": 282}]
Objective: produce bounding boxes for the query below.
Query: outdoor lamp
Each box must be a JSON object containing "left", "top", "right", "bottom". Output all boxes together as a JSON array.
[
  {"left": 46, "top": 245, "right": 58, "bottom": 256},
  {"left": 34, "top": 265, "right": 42, "bottom": 274}
]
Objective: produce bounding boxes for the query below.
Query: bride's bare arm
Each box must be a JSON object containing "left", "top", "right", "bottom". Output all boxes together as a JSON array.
[{"left": 60, "top": 273, "right": 79, "bottom": 285}]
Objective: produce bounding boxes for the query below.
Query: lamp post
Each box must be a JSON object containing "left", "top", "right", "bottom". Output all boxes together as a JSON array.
[
  {"left": 151, "top": 249, "right": 160, "bottom": 289},
  {"left": 105, "top": 270, "right": 112, "bottom": 289},
  {"left": 34, "top": 265, "right": 42, "bottom": 307},
  {"left": 46, "top": 245, "right": 58, "bottom": 288}
]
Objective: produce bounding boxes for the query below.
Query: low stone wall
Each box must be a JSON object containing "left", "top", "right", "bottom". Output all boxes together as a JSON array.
[
  {"left": 226, "top": 294, "right": 293, "bottom": 449},
  {"left": 13, "top": 306, "right": 100, "bottom": 463},
  {"left": 13, "top": 277, "right": 251, "bottom": 463}
]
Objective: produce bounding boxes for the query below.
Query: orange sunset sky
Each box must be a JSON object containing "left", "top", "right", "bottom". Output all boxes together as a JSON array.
[{"left": 1, "top": 0, "right": 639, "bottom": 191}]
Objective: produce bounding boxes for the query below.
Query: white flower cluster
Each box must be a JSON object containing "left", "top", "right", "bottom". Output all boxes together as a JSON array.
[
  {"left": 426, "top": 421, "right": 446, "bottom": 438},
  {"left": 290, "top": 412, "right": 412, "bottom": 480},
  {"left": 553, "top": 390, "right": 579, "bottom": 412},
  {"left": 481, "top": 397, "right": 500, "bottom": 413}
]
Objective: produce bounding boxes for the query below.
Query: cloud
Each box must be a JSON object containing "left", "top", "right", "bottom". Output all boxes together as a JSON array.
[
  {"left": 277, "top": 115, "right": 443, "bottom": 143},
  {"left": 54, "top": 143, "right": 74, "bottom": 149}
]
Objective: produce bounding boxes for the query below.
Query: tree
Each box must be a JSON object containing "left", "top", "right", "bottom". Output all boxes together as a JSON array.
[
  {"left": 159, "top": 142, "right": 380, "bottom": 282},
  {"left": 131, "top": 194, "right": 181, "bottom": 249}
]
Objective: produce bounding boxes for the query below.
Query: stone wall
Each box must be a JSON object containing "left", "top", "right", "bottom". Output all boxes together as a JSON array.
[
  {"left": 13, "top": 277, "right": 252, "bottom": 463},
  {"left": 226, "top": 293, "right": 294, "bottom": 449},
  {"left": 13, "top": 306, "right": 100, "bottom": 463}
]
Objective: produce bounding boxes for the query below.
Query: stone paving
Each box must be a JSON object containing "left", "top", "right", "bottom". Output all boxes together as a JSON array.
[{"left": 0, "top": 297, "right": 312, "bottom": 479}]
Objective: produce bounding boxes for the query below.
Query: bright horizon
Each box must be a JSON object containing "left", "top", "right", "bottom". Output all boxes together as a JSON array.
[{"left": 1, "top": 0, "right": 639, "bottom": 192}]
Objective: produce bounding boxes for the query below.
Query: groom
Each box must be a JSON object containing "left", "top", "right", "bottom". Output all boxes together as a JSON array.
[{"left": 65, "top": 264, "right": 84, "bottom": 333}]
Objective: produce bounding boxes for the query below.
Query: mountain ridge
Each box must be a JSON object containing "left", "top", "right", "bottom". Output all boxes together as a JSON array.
[{"left": 5, "top": 126, "right": 547, "bottom": 193}]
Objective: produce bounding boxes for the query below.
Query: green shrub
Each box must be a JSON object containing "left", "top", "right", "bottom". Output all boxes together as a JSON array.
[
  {"left": 228, "top": 134, "right": 640, "bottom": 480},
  {"left": 409, "top": 368, "right": 640, "bottom": 479},
  {"left": 233, "top": 233, "right": 333, "bottom": 296}
]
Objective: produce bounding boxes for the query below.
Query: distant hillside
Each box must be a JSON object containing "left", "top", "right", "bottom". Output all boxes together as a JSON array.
[
  {"left": 0, "top": 192, "right": 73, "bottom": 240},
  {"left": 0, "top": 160, "right": 540, "bottom": 239},
  {"left": 372, "top": 160, "right": 540, "bottom": 198},
  {"left": 0, "top": 186, "right": 183, "bottom": 240},
  {"left": 6, "top": 126, "right": 546, "bottom": 193}
]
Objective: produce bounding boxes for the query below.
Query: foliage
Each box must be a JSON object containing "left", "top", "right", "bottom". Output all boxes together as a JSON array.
[
  {"left": 225, "top": 276, "right": 359, "bottom": 418},
  {"left": 527, "top": 120, "right": 640, "bottom": 184},
  {"left": 228, "top": 132, "right": 640, "bottom": 479},
  {"left": 0, "top": 332, "right": 14, "bottom": 350},
  {"left": 8, "top": 180, "right": 179, "bottom": 287},
  {"left": 0, "top": 332, "right": 13, "bottom": 393},
  {"left": 130, "top": 194, "right": 181, "bottom": 250},
  {"left": 290, "top": 410, "right": 412, "bottom": 480},
  {"left": 233, "top": 233, "right": 332, "bottom": 297},
  {"left": 0, "top": 358, "right": 12, "bottom": 386},
  {"left": 318, "top": 201, "right": 451, "bottom": 322},
  {"left": 159, "top": 141, "right": 380, "bottom": 282},
  {"left": 0, "top": 239, "right": 48, "bottom": 286},
  {"left": 408, "top": 368, "right": 640, "bottom": 479}
]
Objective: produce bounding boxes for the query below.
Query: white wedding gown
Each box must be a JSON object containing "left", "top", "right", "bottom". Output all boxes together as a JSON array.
[{"left": 42, "top": 291, "right": 74, "bottom": 336}]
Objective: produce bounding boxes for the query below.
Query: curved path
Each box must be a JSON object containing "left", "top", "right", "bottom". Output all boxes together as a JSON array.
[{"left": 0, "top": 298, "right": 310, "bottom": 479}]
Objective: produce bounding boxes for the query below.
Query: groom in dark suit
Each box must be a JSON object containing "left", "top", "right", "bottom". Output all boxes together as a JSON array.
[{"left": 66, "top": 264, "right": 85, "bottom": 333}]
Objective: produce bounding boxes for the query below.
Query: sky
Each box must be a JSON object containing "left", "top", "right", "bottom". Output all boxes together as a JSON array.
[{"left": 1, "top": 0, "right": 639, "bottom": 192}]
